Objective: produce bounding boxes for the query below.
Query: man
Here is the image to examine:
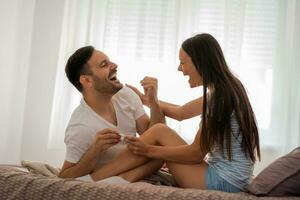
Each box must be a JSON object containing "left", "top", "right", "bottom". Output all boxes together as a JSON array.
[{"left": 58, "top": 46, "right": 164, "bottom": 179}]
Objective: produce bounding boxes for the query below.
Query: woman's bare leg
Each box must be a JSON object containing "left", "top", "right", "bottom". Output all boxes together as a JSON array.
[
  {"left": 90, "top": 123, "right": 186, "bottom": 181},
  {"left": 118, "top": 160, "right": 164, "bottom": 182},
  {"left": 91, "top": 123, "right": 208, "bottom": 189},
  {"left": 166, "top": 161, "right": 208, "bottom": 189}
]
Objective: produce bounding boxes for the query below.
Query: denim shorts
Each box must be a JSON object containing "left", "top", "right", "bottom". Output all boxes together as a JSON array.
[{"left": 205, "top": 165, "right": 242, "bottom": 193}]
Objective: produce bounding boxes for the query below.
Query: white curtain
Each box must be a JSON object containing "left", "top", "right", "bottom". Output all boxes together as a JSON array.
[
  {"left": 49, "top": 0, "right": 300, "bottom": 159},
  {"left": 270, "top": 0, "right": 300, "bottom": 153}
]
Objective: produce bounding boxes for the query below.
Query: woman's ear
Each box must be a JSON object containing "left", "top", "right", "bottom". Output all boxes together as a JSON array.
[{"left": 80, "top": 75, "right": 93, "bottom": 89}]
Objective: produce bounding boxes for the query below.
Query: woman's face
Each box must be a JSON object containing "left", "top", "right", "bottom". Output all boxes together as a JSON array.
[{"left": 178, "top": 48, "right": 203, "bottom": 88}]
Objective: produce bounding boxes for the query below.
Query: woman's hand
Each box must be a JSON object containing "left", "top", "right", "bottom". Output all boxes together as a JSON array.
[{"left": 125, "top": 136, "right": 150, "bottom": 157}]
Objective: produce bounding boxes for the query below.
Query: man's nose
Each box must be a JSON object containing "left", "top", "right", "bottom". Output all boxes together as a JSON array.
[{"left": 110, "top": 61, "right": 117, "bottom": 70}]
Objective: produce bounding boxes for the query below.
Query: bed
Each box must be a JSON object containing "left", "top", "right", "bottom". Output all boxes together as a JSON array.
[{"left": 0, "top": 165, "right": 299, "bottom": 200}]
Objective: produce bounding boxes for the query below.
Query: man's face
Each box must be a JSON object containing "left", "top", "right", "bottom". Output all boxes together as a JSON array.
[{"left": 86, "top": 50, "right": 123, "bottom": 94}]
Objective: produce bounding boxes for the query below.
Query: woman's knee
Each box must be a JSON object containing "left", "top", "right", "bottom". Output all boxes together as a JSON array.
[
  {"left": 149, "top": 123, "right": 174, "bottom": 137},
  {"left": 141, "top": 123, "right": 172, "bottom": 143},
  {"left": 150, "top": 123, "right": 169, "bottom": 131}
]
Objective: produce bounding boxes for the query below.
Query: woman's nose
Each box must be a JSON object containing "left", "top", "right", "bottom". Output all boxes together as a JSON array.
[{"left": 177, "top": 65, "right": 182, "bottom": 71}]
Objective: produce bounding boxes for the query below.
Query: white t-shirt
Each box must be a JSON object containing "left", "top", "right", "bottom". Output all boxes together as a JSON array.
[{"left": 64, "top": 86, "right": 146, "bottom": 168}]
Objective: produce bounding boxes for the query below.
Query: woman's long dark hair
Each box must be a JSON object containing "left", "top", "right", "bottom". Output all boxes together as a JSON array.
[{"left": 182, "top": 33, "right": 260, "bottom": 162}]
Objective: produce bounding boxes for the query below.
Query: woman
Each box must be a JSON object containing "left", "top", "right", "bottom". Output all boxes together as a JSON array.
[{"left": 88, "top": 33, "right": 260, "bottom": 193}]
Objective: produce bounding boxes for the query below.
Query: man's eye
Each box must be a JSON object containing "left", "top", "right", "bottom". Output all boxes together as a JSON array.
[{"left": 100, "top": 62, "right": 107, "bottom": 67}]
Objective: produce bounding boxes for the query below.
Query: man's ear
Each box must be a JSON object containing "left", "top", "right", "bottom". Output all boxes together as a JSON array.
[{"left": 80, "top": 75, "right": 93, "bottom": 89}]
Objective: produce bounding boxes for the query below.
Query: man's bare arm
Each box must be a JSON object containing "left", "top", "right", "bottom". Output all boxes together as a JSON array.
[
  {"left": 135, "top": 101, "right": 165, "bottom": 135},
  {"left": 149, "top": 99, "right": 165, "bottom": 127},
  {"left": 135, "top": 114, "right": 150, "bottom": 135},
  {"left": 130, "top": 77, "right": 165, "bottom": 135},
  {"left": 58, "top": 144, "right": 99, "bottom": 178},
  {"left": 140, "top": 77, "right": 165, "bottom": 127},
  {"left": 59, "top": 129, "right": 120, "bottom": 178}
]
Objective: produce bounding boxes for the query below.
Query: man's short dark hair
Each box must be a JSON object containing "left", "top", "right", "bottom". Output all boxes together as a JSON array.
[{"left": 65, "top": 46, "right": 94, "bottom": 92}]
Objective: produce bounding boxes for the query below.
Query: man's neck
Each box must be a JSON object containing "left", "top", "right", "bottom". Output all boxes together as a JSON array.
[{"left": 83, "top": 91, "right": 114, "bottom": 114}]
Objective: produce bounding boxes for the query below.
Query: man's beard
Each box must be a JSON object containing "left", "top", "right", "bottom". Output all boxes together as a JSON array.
[{"left": 93, "top": 76, "right": 123, "bottom": 94}]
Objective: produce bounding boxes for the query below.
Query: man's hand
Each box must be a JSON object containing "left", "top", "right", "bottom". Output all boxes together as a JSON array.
[
  {"left": 125, "top": 136, "right": 150, "bottom": 156},
  {"left": 140, "top": 76, "right": 159, "bottom": 106},
  {"left": 126, "top": 84, "right": 149, "bottom": 106},
  {"left": 93, "top": 128, "right": 121, "bottom": 153},
  {"left": 127, "top": 76, "right": 165, "bottom": 127},
  {"left": 126, "top": 76, "right": 159, "bottom": 107},
  {"left": 59, "top": 129, "right": 120, "bottom": 179}
]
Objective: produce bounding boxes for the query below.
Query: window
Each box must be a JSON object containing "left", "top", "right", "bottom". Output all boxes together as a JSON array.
[{"left": 49, "top": 0, "right": 282, "bottom": 148}]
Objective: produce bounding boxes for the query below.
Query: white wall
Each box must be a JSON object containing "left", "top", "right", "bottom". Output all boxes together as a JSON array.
[
  {"left": 0, "top": 0, "right": 66, "bottom": 166},
  {"left": 0, "top": 0, "right": 35, "bottom": 164}
]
